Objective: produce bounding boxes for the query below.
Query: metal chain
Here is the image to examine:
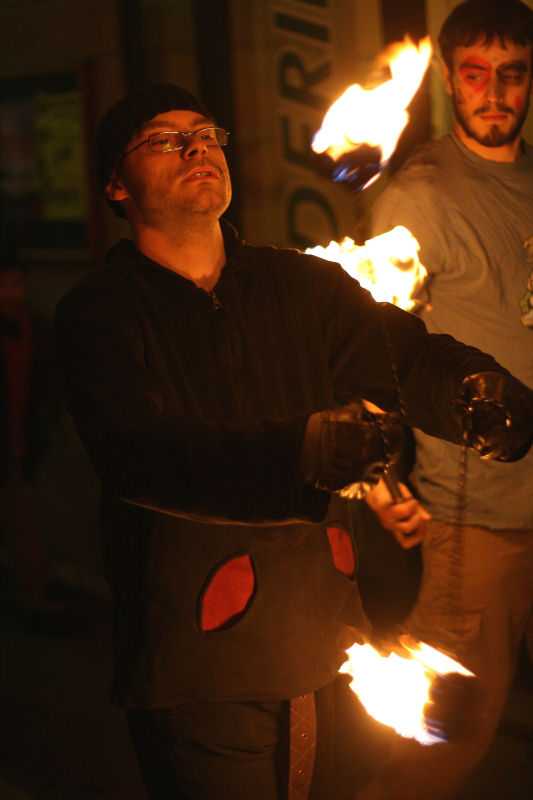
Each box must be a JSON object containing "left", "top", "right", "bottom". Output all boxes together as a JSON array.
[
  {"left": 453, "top": 438, "right": 469, "bottom": 530},
  {"left": 449, "top": 438, "right": 468, "bottom": 621},
  {"left": 379, "top": 302, "right": 467, "bottom": 534},
  {"left": 380, "top": 304, "right": 408, "bottom": 422}
]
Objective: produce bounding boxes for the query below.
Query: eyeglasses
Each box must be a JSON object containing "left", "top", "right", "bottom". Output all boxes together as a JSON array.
[{"left": 118, "top": 127, "right": 230, "bottom": 164}]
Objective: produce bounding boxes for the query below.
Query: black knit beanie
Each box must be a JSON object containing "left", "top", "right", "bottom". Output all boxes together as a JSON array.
[{"left": 96, "top": 84, "right": 215, "bottom": 218}]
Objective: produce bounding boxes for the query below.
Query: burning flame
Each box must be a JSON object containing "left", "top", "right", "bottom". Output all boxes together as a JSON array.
[
  {"left": 312, "top": 36, "right": 432, "bottom": 187},
  {"left": 341, "top": 637, "right": 473, "bottom": 745},
  {"left": 306, "top": 226, "right": 427, "bottom": 311},
  {"left": 310, "top": 39, "right": 464, "bottom": 747},
  {"left": 307, "top": 40, "right": 433, "bottom": 306}
]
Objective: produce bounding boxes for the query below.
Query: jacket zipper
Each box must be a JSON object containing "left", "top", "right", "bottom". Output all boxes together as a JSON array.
[{"left": 208, "top": 289, "right": 241, "bottom": 371}]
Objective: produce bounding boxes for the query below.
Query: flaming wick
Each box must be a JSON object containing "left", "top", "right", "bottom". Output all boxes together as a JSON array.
[
  {"left": 312, "top": 36, "right": 433, "bottom": 190},
  {"left": 342, "top": 636, "right": 477, "bottom": 745}
]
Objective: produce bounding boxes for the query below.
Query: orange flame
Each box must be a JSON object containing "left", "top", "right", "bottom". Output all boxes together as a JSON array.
[
  {"left": 310, "top": 40, "right": 456, "bottom": 745},
  {"left": 341, "top": 636, "right": 473, "bottom": 745},
  {"left": 306, "top": 226, "right": 427, "bottom": 311},
  {"left": 312, "top": 36, "right": 432, "bottom": 179}
]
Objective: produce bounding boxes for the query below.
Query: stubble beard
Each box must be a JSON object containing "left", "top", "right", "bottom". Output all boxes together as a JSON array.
[
  {"left": 142, "top": 190, "right": 230, "bottom": 231},
  {"left": 452, "top": 90, "right": 530, "bottom": 148},
  {"left": 124, "top": 163, "right": 231, "bottom": 231}
]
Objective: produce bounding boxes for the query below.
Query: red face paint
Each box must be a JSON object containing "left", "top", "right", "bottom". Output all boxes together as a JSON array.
[
  {"left": 459, "top": 55, "right": 492, "bottom": 92},
  {"left": 514, "top": 94, "right": 523, "bottom": 110}
]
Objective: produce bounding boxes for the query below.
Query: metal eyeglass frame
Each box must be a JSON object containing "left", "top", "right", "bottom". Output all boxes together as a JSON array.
[{"left": 117, "top": 127, "right": 230, "bottom": 166}]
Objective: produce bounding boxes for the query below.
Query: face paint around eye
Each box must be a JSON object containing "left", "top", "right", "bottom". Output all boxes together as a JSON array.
[{"left": 459, "top": 55, "right": 492, "bottom": 91}]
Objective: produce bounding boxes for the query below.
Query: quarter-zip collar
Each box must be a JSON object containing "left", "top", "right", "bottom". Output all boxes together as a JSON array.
[{"left": 106, "top": 218, "right": 247, "bottom": 296}]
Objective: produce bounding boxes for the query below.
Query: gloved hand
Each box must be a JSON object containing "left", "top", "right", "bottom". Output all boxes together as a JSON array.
[
  {"left": 299, "top": 402, "right": 404, "bottom": 498},
  {"left": 455, "top": 371, "right": 533, "bottom": 461}
]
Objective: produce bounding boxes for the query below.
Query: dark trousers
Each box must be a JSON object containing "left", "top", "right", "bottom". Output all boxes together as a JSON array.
[{"left": 126, "top": 676, "right": 391, "bottom": 800}]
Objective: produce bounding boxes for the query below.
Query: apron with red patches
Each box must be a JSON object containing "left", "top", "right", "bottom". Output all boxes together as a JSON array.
[{"left": 107, "top": 494, "right": 370, "bottom": 706}]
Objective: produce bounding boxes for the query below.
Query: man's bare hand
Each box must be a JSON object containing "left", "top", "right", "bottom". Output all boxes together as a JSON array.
[{"left": 364, "top": 478, "right": 431, "bottom": 549}]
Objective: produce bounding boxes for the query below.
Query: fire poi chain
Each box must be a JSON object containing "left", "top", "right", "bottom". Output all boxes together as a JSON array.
[{"left": 306, "top": 35, "right": 479, "bottom": 745}]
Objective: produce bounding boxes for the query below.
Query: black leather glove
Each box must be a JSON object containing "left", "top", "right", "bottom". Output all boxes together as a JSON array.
[
  {"left": 300, "top": 402, "right": 403, "bottom": 497},
  {"left": 455, "top": 371, "right": 533, "bottom": 462}
]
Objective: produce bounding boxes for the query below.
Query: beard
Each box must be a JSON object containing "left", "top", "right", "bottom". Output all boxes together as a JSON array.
[
  {"left": 126, "top": 169, "right": 231, "bottom": 229},
  {"left": 452, "top": 93, "right": 530, "bottom": 148}
]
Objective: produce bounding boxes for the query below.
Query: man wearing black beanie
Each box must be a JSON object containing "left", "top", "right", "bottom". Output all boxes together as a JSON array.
[{"left": 54, "top": 82, "right": 533, "bottom": 799}]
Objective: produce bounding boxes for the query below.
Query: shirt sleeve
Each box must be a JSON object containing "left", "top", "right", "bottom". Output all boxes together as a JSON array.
[
  {"left": 301, "top": 251, "right": 508, "bottom": 441},
  {"left": 54, "top": 253, "right": 508, "bottom": 527}
]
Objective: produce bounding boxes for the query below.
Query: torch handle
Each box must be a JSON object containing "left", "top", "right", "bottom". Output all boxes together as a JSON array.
[{"left": 382, "top": 464, "right": 404, "bottom": 503}]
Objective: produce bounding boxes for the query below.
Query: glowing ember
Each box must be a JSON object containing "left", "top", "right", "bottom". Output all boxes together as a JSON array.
[
  {"left": 312, "top": 36, "right": 432, "bottom": 188},
  {"left": 341, "top": 636, "right": 473, "bottom": 745},
  {"left": 306, "top": 226, "right": 427, "bottom": 311}
]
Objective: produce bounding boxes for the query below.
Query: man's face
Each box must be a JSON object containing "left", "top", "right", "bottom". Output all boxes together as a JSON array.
[
  {"left": 110, "top": 110, "right": 232, "bottom": 227},
  {"left": 444, "top": 38, "right": 532, "bottom": 151}
]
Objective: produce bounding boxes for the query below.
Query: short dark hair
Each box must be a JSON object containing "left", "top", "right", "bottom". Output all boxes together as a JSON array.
[{"left": 439, "top": 0, "right": 533, "bottom": 71}]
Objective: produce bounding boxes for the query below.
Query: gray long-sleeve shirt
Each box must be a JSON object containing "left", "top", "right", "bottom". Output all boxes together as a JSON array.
[{"left": 370, "top": 133, "right": 533, "bottom": 528}]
